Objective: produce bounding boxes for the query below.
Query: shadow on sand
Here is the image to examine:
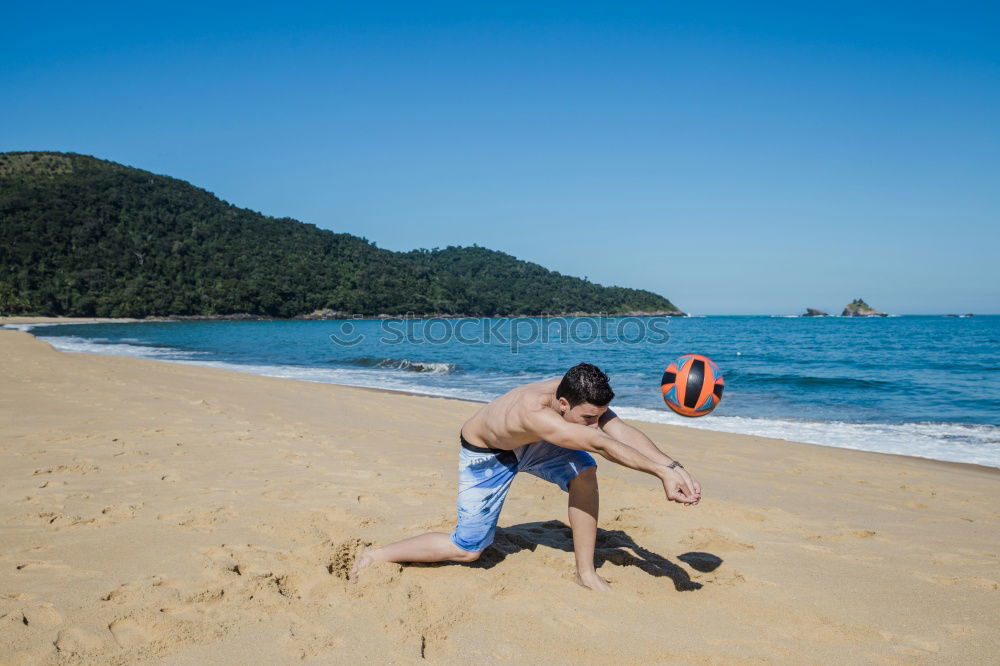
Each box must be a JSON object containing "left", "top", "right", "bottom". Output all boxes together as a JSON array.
[{"left": 410, "top": 520, "right": 722, "bottom": 591}]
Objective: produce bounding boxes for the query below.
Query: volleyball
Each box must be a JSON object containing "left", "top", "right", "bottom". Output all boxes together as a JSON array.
[{"left": 661, "top": 354, "right": 724, "bottom": 417}]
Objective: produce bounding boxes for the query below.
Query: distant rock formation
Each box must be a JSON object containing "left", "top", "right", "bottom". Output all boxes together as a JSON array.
[
  {"left": 160, "top": 313, "right": 267, "bottom": 321},
  {"left": 802, "top": 308, "right": 829, "bottom": 317},
  {"left": 841, "top": 298, "right": 888, "bottom": 317}
]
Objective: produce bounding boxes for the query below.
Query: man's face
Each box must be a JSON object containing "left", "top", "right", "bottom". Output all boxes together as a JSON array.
[{"left": 559, "top": 399, "right": 608, "bottom": 428}]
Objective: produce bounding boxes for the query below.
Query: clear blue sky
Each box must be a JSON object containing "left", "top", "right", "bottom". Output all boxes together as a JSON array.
[{"left": 3, "top": 2, "right": 998, "bottom": 314}]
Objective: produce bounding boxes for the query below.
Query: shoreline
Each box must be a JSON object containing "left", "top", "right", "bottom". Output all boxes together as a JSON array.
[{"left": 5, "top": 316, "right": 998, "bottom": 471}]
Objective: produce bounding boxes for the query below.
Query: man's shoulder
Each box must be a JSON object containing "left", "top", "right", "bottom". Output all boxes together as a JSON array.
[
  {"left": 498, "top": 383, "right": 555, "bottom": 428},
  {"left": 518, "top": 380, "right": 559, "bottom": 410},
  {"left": 517, "top": 396, "right": 564, "bottom": 436}
]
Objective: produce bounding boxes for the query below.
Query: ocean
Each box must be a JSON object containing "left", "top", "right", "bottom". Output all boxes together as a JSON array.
[{"left": 11, "top": 315, "right": 1000, "bottom": 468}]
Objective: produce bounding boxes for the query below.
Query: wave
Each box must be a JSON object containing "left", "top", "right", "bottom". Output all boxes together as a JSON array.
[
  {"left": 30, "top": 335, "right": 209, "bottom": 360},
  {"left": 345, "top": 357, "right": 460, "bottom": 374},
  {"left": 176, "top": 360, "right": 494, "bottom": 402},
  {"left": 613, "top": 406, "right": 1000, "bottom": 468}
]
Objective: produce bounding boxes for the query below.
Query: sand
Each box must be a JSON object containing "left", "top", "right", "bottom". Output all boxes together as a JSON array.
[{"left": 1, "top": 326, "right": 998, "bottom": 664}]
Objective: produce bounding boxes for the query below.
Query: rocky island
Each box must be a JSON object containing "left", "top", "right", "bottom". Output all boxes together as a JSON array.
[
  {"left": 802, "top": 308, "right": 830, "bottom": 317},
  {"left": 841, "top": 298, "right": 889, "bottom": 317}
]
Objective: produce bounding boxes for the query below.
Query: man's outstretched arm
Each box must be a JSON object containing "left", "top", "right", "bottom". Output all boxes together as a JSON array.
[
  {"left": 531, "top": 411, "right": 699, "bottom": 504},
  {"left": 599, "top": 409, "right": 702, "bottom": 501}
]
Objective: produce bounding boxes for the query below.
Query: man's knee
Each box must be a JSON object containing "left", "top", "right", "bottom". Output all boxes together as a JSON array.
[
  {"left": 451, "top": 547, "right": 483, "bottom": 563},
  {"left": 569, "top": 465, "right": 598, "bottom": 491}
]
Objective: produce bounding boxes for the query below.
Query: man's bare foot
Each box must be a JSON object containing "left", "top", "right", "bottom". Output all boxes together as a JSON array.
[
  {"left": 349, "top": 547, "right": 377, "bottom": 583},
  {"left": 574, "top": 571, "right": 611, "bottom": 591}
]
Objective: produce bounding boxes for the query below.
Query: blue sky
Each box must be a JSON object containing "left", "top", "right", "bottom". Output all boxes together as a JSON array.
[{"left": 3, "top": 2, "right": 998, "bottom": 314}]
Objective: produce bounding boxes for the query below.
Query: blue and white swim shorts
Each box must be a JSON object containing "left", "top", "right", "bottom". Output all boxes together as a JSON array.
[{"left": 449, "top": 433, "right": 597, "bottom": 553}]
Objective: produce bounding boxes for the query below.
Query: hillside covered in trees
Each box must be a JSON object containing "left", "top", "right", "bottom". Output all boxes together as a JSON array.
[{"left": 0, "top": 152, "right": 682, "bottom": 318}]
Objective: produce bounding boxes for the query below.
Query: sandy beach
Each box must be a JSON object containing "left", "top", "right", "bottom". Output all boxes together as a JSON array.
[{"left": 1, "top": 325, "right": 998, "bottom": 664}]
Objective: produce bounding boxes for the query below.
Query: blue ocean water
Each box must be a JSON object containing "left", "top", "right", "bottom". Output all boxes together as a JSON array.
[{"left": 13, "top": 315, "right": 1000, "bottom": 468}]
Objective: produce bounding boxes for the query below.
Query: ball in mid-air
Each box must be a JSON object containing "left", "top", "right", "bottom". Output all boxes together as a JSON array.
[{"left": 661, "top": 354, "right": 724, "bottom": 417}]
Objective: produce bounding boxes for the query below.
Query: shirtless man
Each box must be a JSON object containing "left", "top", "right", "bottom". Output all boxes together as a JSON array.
[{"left": 350, "top": 363, "right": 701, "bottom": 590}]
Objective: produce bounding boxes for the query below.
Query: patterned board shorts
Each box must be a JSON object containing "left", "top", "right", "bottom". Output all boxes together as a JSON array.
[{"left": 449, "top": 434, "right": 597, "bottom": 553}]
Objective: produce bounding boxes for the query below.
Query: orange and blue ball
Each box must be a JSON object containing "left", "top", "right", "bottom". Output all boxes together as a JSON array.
[{"left": 661, "top": 354, "right": 724, "bottom": 417}]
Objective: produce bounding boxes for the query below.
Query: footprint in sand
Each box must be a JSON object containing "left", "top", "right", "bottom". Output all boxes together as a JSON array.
[
  {"left": 17, "top": 603, "right": 64, "bottom": 629},
  {"left": 98, "top": 579, "right": 233, "bottom": 654},
  {"left": 54, "top": 627, "right": 105, "bottom": 655},
  {"left": 0, "top": 605, "right": 62, "bottom": 632},
  {"left": 108, "top": 613, "right": 158, "bottom": 648}
]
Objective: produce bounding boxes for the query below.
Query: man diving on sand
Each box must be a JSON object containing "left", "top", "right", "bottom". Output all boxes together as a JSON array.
[{"left": 350, "top": 363, "right": 701, "bottom": 590}]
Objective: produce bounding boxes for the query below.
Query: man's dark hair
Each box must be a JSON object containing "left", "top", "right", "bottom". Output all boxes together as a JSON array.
[{"left": 556, "top": 363, "right": 614, "bottom": 407}]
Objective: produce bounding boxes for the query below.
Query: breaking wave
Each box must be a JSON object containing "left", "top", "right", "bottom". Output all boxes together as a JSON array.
[{"left": 346, "top": 357, "right": 460, "bottom": 374}]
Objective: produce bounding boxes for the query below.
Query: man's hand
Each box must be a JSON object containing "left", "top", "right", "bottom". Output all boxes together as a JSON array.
[{"left": 660, "top": 466, "right": 701, "bottom": 505}]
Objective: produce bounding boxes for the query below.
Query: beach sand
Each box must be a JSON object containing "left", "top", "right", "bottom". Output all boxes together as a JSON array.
[{"left": 1, "top": 326, "right": 998, "bottom": 664}]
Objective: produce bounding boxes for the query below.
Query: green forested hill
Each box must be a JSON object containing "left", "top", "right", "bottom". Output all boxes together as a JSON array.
[{"left": 0, "top": 152, "right": 682, "bottom": 317}]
